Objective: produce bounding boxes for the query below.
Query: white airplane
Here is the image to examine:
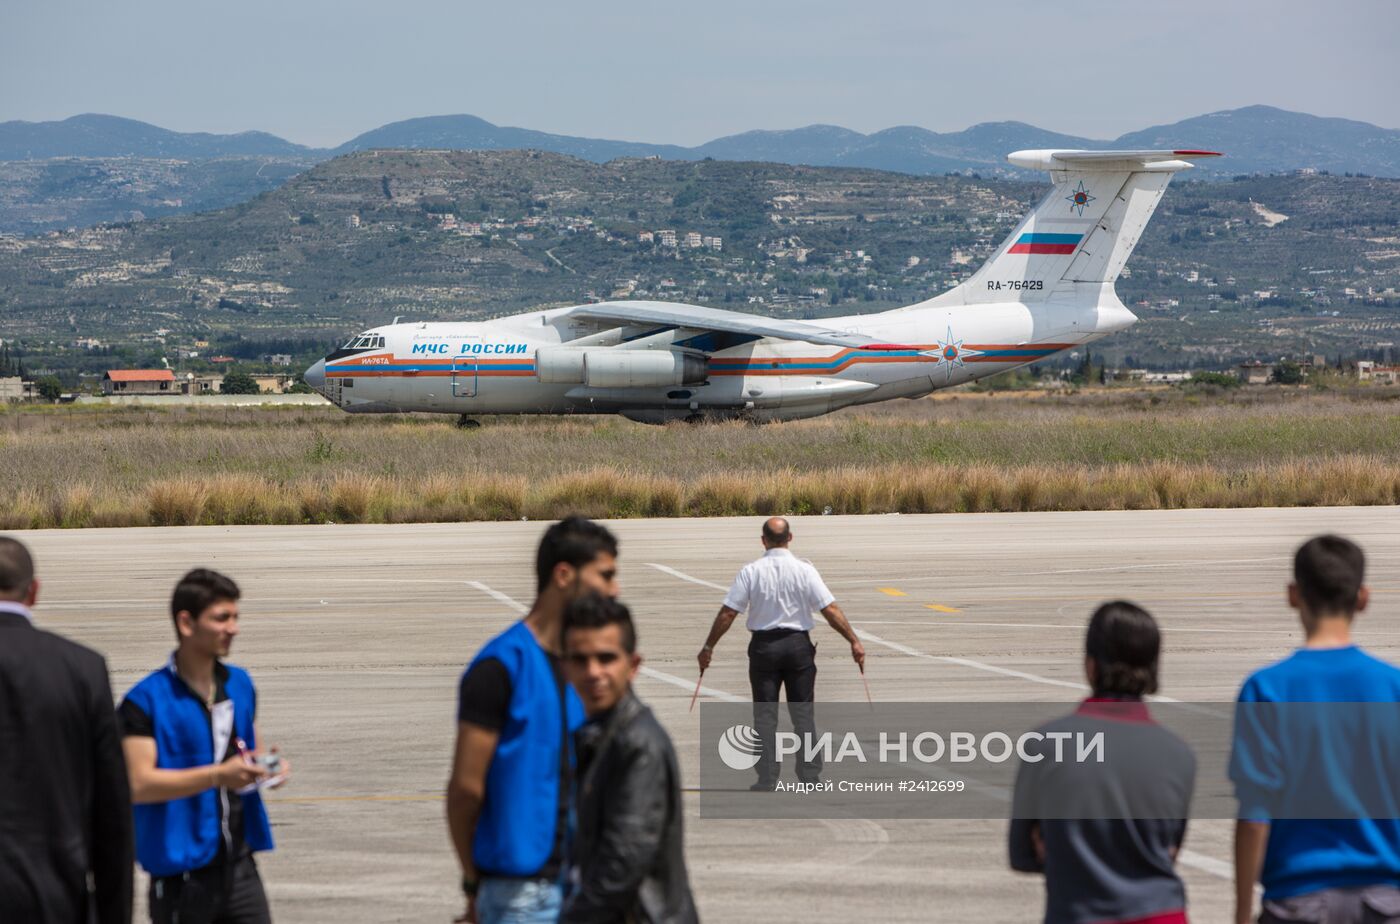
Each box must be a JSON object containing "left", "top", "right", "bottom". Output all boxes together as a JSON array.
[{"left": 305, "top": 148, "right": 1219, "bottom": 424}]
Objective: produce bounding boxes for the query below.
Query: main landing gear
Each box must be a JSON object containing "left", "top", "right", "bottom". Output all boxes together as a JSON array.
[{"left": 455, "top": 415, "right": 481, "bottom": 430}]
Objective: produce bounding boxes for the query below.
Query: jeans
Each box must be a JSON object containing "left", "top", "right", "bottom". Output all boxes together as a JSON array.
[{"left": 476, "top": 877, "right": 563, "bottom": 924}]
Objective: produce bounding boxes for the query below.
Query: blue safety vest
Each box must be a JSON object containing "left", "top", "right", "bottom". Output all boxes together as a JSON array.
[
  {"left": 123, "top": 659, "right": 274, "bottom": 876},
  {"left": 467, "top": 621, "right": 583, "bottom": 876}
]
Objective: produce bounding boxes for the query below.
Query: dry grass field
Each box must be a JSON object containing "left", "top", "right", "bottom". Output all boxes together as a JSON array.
[{"left": 2, "top": 387, "right": 1398, "bottom": 528}]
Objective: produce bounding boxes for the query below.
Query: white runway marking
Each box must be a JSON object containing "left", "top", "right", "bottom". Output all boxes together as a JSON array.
[
  {"left": 645, "top": 563, "right": 1091, "bottom": 693},
  {"left": 643, "top": 565, "right": 1233, "bottom": 712},
  {"left": 639, "top": 668, "right": 744, "bottom": 703},
  {"left": 645, "top": 561, "right": 1234, "bottom": 880},
  {"left": 462, "top": 581, "right": 742, "bottom": 704},
  {"left": 853, "top": 627, "right": 1088, "bottom": 692},
  {"left": 828, "top": 555, "right": 1289, "bottom": 586},
  {"left": 464, "top": 580, "right": 527, "bottom": 614},
  {"left": 853, "top": 620, "right": 1282, "bottom": 635},
  {"left": 646, "top": 562, "right": 727, "bottom": 592}
]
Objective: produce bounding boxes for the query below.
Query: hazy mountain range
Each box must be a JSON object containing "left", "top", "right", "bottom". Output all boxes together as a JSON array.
[
  {"left": 3, "top": 106, "right": 1399, "bottom": 178},
  {"left": 5, "top": 148, "right": 1397, "bottom": 374}
]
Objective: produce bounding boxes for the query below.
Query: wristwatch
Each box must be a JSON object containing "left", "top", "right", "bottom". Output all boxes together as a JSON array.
[{"left": 462, "top": 875, "right": 479, "bottom": 898}]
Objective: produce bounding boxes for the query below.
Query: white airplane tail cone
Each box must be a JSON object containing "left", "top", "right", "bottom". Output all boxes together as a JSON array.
[{"left": 923, "top": 149, "right": 1221, "bottom": 310}]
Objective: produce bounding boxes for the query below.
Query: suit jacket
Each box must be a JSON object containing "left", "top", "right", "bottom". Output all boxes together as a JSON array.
[{"left": 0, "top": 608, "right": 133, "bottom": 924}]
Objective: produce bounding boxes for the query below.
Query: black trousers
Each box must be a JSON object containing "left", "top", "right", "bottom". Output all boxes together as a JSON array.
[
  {"left": 148, "top": 853, "right": 271, "bottom": 924},
  {"left": 748, "top": 629, "right": 820, "bottom": 783}
]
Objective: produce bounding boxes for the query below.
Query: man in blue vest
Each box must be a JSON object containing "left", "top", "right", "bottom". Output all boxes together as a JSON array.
[
  {"left": 119, "top": 569, "right": 290, "bottom": 924},
  {"left": 448, "top": 516, "right": 619, "bottom": 924}
]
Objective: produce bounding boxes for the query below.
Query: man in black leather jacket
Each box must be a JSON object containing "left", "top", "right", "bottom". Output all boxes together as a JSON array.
[{"left": 561, "top": 594, "right": 699, "bottom": 924}]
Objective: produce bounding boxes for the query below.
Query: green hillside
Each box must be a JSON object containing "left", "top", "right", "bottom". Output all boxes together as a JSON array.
[{"left": 2, "top": 149, "right": 1397, "bottom": 382}]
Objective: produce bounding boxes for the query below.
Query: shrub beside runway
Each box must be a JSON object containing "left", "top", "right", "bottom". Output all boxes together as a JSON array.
[{"left": 2, "top": 388, "right": 1398, "bottom": 528}]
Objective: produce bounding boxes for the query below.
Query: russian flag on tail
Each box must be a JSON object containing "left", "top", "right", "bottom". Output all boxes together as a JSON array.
[{"left": 1008, "top": 232, "right": 1082, "bottom": 255}]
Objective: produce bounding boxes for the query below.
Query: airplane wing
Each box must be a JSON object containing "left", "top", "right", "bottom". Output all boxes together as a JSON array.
[{"left": 569, "top": 300, "right": 909, "bottom": 350}]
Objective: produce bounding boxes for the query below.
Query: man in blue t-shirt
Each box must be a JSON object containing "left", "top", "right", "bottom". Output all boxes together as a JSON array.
[
  {"left": 446, "top": 517, "right": 620, "bottom": 924},
  {"left": 1230, "top": 535, "right": 1400, "bottom": 924}
]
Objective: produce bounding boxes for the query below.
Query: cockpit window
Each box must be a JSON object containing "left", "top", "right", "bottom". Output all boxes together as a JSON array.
[{"left": 341, "top": 334, "right": 386, "bottom": 350}]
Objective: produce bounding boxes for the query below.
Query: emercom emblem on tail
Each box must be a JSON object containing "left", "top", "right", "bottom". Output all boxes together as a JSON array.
[
  {"left": 1066, "top": 180, "right": 1096, "bottom": 216},
  {"left": 930, "top": 149, "right": 1221, "bottom": 308}
]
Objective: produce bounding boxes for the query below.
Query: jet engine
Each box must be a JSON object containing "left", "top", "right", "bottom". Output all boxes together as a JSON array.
[{"left": 535, "top": 348, "right": 707, "bottom": 388}]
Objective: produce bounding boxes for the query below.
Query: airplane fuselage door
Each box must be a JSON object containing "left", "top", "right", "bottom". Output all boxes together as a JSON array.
[
  {"left": 452, "top": 357, "right": 478, "bottom": 398},
  {"left": 452, "top": 337, "right": 479, "bottom": 398}
]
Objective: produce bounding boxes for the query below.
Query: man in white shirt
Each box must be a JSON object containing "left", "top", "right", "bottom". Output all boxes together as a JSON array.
[{"left": 697, "top": 517, "right": 864, "bottom": 790}]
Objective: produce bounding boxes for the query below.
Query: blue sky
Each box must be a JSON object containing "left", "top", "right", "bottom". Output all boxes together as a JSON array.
[{"left": 3, "top": 0, "right": 1396, "bottom": 147}]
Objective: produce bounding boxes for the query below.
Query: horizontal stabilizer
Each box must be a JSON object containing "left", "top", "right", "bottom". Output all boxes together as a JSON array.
[{"left": 1008, "top": 149, "right": 1223, "bottom": 172}]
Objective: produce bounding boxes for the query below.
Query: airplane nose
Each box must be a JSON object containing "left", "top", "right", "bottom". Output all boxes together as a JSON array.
[{"left": 304, "top": 359, "right": 326, "bottom": 393}]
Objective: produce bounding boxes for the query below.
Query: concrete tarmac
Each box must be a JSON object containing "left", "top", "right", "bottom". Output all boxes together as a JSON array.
[{"left": 16, "top": 506, "right": 1400, "bottom": 922}]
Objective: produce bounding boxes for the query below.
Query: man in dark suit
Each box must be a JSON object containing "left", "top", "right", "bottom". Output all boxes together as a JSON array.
[{"left": 0, "top": 535, "right": 133, "bottom": 924}]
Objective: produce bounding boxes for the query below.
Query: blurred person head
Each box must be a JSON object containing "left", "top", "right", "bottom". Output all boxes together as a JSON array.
[
  {"left": 1290, "top": 535, "right": 1368, "bottom": 623},
  {"left": 171, "top": 568, "right": 241, "bottom": 658},
  {"left": 761, "top": 517, "right": 792, "bottom": 549},
  {"left": 535, "top": 515, "right": 619, "bottom": 601},
  {"left": 1084, "top": 601, "right": 1160, "bottom": 697},
  {"left": 563, "top": 593, "right": 640, "bottom": 716},
  {"left": 0, "top": 535, "right": 38, "bottom": 607}
]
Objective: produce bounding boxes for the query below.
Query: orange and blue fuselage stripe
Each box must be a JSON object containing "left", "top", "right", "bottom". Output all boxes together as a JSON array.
[{"left": 325, "top": 344, "right": 1075, "bottom": 378}]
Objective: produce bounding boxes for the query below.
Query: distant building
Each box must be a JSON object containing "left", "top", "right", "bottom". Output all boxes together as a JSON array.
[
  {"left": 657, "top": 229, "right": 677, "bottom": 247},
  {"left": 346, "top": 214, "right": 361, "bottom": 229},
  {"left": 1356, "top": 360, "right": 1376, "bottom": 380},
  {"left": 250, "top": 373, "right": 294, "bottom": 394},
  {"left": 637, "top": 231, "right": 654, "bottom": 244},
  {"left": 1371, "top": 366, "right": 1400, "bottom": 386},
  {"left": 1106, "top": 368, "right": 1148, "bottom": 383},
  {"left": 0, "top": 376, "right": 24, "bottom": 401},
  {"left": 703, "top": 235, "right": 722, "bottom": 252},
  {"left": 209, "top": 356, "right": 235, "bottom": 364},
  {"left": 1237, "top": 361, "right": 1274, "bottom": 385},
  {"left": 268, "top": 354, "right": 292, "bottom": 367},
  {"left": 684, "top": 232, "right": 703, "bottom": 248},
  {"left": 103, "top": 369, "right": 175, "bottom": 395},
  {"left": 179, "top": 374, "right": 223, "bottom": 396},
  {"left": 73, "top": 337, "right": 103, "bottom": 350}
]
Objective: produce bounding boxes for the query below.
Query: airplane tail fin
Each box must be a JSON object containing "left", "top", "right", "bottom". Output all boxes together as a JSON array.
[{"left": 926, "top": 149, "right": 1221, "bottom": 307}]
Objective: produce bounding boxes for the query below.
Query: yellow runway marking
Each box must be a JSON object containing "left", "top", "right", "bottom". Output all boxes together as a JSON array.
[
  {"left": 877, "top": 587, "right": 908, "bottom": 597},
  {"left": 923, "top": 604, "right": 961, "bottom": 613}
]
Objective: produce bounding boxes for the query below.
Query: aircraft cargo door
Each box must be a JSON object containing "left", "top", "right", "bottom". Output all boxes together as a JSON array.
[{"left": 451, "top": 356, "right": 477, "bottom": 398}]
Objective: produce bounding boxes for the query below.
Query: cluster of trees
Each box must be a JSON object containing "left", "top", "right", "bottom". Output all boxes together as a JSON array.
[
  {"left": 0, "top": 343, "right": 24, "bottom": 378},
  {"left": 219, "top": 372, "right": 261, "bottom": 395}
]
